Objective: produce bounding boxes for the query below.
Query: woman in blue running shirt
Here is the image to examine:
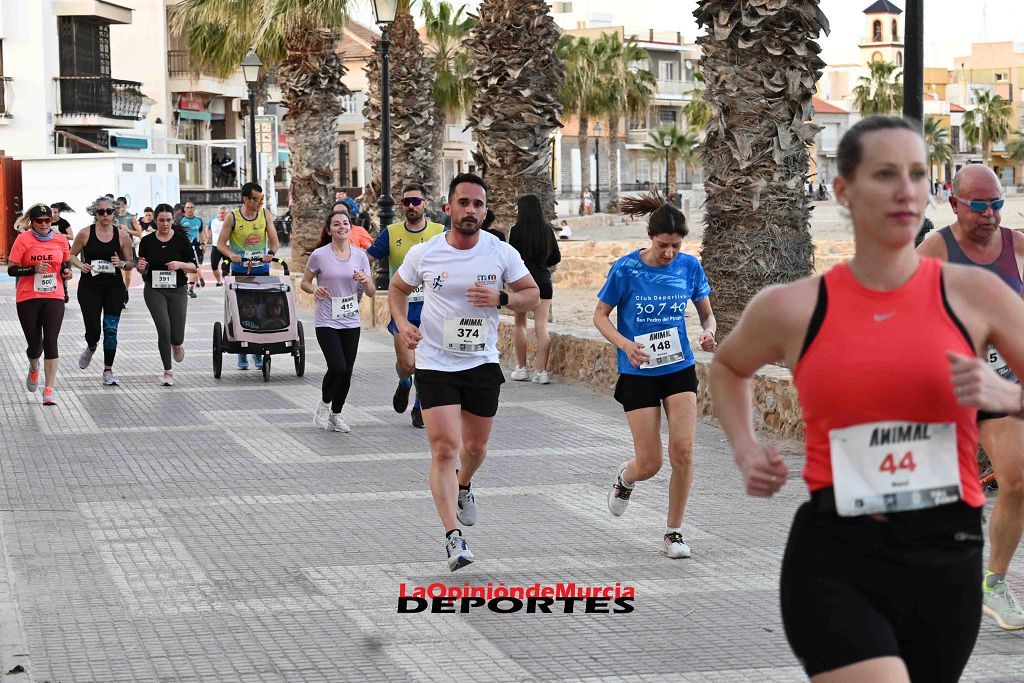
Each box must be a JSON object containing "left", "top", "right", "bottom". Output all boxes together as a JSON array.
[{"left": 594, "top": 193, "right": 717, "bottom": 560}]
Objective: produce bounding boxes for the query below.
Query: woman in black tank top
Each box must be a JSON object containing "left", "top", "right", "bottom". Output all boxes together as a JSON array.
[{"left": 67, "top": 197, "right": 135, "bottom": 385}]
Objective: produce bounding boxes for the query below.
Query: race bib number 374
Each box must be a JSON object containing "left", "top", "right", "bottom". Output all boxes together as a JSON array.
[
  {"left": 829, "top": 421, "right": 960, "bottom": 517},
  {"left": 443, "top": 316, "right": 487, "bottom": 354}
]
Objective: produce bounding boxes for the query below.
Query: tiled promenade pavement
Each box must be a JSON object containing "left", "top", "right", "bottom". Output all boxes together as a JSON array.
[{"left": 0, "top": 276, "right": 1022, "bottom": 682}]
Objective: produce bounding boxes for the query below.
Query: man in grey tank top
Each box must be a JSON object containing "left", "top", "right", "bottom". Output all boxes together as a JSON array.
[{"left": 918, "top": 164, "right": 1024, "bottom": 630}]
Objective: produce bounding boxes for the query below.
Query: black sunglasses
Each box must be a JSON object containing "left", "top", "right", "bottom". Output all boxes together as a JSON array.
[
  {"left": 95, "top": 208, "right": 115, "bottom": 216},
  {"left": 401, "top": 197, "right": 424, "bottom": 207}
]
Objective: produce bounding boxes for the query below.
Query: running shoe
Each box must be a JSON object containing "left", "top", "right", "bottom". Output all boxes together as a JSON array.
[
  {"left": 313, "top": 401, "right": 331, "bottom": 430},
  {"left": 172, "top": 345, "right": 185, "bottom": 363},
  {"left": 329, "top": 413, "right": 351, "bottom": 433},
  {"left": 237, "top": 355, "right": 249, "bottom": 370},
  {"left": 393, "top": 380, "right": 412, "bottom": 413},
  {"left": 608, "top": 461, "right": 634, "bottom": 517},
  {"left": 446, "top": 531, "right": 474, "bottom": 572},
  {"left": 102, "top": 370, "right": 118, "bottom": 386},
  {"left": 26, "top": 367, "right": 39, "bottom": 393},
  {"left": 983, "top": 579, "right": 1024, "bottom": 630},
  {"left": 42, "top": 386, "right": 57, "bottom": 406},
  {"left": 79, "top": 345, "right": 97, "bottom": 369},
  {"left": 532, "top": 371, "right": 551, "bottom": 384},
  {"left": 199, "top": 278, "right": 206, "bottom": 288},
  {"left": 187, "top": 287, "right": 197, "bottom": 299},
  {"left": 457, "top": 486, "right": 478, "bottom": 526},
  {"left": 253, "top": 356, "right": 263, "bottom": 370},
  {"left": 510, "top": 366, "right": 530, "bottom": 381},
  {"left": 215, "top": 282, "right": 223, "bottom": 287},
  {"left": 411, "top": 405, "right": 424, "bottom": 429},
  {"left": 662, "top": 532, "right": 692, "bottom": 559},
  {"left": 161, "top": 372, "right": 174, "bottom": 387}
]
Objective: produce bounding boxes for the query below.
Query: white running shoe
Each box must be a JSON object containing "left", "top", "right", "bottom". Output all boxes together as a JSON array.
[
  {"left": 102, "top": 370, "right": 118, "bottom": 386},
  {"left": 983, "top": 579, "right": 1024, "bottom": 630},
  {"left": 160, "top": 372, "right": 174, "bottom": 387},
  {"left": 313, "top": 401, "right": 331, "bottom": 430},
  {"left": 446, "top": 531, "right": 474, "bottom": 571},
  {"left": 172, "top": 345, "right": 185, "bottom": 363},
  {"left": 329, "top": 413, "right": 351, "bottom": 433},
  {"left": 607, "top": 462, "right": 634, "bottom": 517},
  {"left": 79, "top": 345, "right": 97, "bottom": 369},
  {"left": 510, "top": 366, "right": 530, "bottom": 381},
  {"left": 457, "top": 487, "right": 478, "bottom": 526},
  {"left": 662, "top": 532, "right": 692, "bottom": 559},
  {"left": 532, "top": 371, "right": 551, "bottom": 384}
]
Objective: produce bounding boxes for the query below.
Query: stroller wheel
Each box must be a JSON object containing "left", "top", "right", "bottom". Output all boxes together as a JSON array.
[
  {"left": 295, "top": 321, "right": 305, "bottom": 377},
  {"left": 262, "top": 354, "right": 271, "bottom": 382},
  {"left": 213, "top": 322, "right": 223, "bottom": 379}
]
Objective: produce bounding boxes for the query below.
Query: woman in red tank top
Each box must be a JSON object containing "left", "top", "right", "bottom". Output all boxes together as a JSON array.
[{"left": 709, "top": 116, "right": 1024, "bottom": 682}]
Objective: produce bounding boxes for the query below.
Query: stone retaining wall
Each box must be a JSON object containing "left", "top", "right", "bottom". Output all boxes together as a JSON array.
[{"left": 294, "top": 287, "right": 805, "bottom": 440}]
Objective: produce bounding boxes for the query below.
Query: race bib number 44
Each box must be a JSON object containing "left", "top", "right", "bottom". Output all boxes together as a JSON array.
[
  {"left": 443, "top": 316, "right": 488, "bottom": 353},
  {"left": 829, "top": 421, "right": 960, "bottom": 516},
  {"left": 331, "top": 295, "right": 358, "bottom": 319},
  {"left": 635, "top": 327, "right": 684, "bottom": 369},
  {"left": 152, "top": 270, "right": 175, "bottom": 288}
]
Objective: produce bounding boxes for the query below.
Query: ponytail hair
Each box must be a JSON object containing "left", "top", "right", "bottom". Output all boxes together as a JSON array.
[{"left": 620, "top": 191, "right": 687, "bottom": 238}]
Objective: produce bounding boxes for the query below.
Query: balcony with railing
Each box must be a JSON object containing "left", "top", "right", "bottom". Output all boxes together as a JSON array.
[
  {"left": 627, "top": 128, "right": 651, "bottom": 145},
  {"left": 54, "top": 76, "right": 145, "bottom": 126},
  {"left": 338, "top": 92, "right": 368, "bottom": 125},
  {"left": 0, "top": 77, "right": 11, "bottom": 118},
  {"left": 167, "top": 50, "right": 248, "bottom": 98},
  {"left": 655, "top": 79, "right": 696, "bottom": 98}
]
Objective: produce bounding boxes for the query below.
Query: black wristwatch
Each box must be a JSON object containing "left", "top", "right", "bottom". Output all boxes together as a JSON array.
[
  {"left": 498, "top": 291, "right": 509, "bottom": 308},
  {"left": 267, "top": 250, "right": 276, "bottom": 256}
]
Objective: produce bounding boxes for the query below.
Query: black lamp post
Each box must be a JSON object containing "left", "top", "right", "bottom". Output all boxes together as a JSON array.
[
  {"left": 903, "top": 0, "right": 923, "bottom": 129},
  {"left": 372, "top": 0, "right": 399, "bottom": 289},
  {"left": 592, "top": 121, "right": 601, "bottom": 213},
  {"left": 663, "top": 134, "right": 672, "bottom": 203},
  {"left": 241, "top": 49, "right": 263, "bottom": 183}
]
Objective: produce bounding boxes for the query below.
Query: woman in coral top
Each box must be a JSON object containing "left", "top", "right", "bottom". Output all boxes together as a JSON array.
[{"left": 710, "top": 116, "right": 1024, "bottom": 682}]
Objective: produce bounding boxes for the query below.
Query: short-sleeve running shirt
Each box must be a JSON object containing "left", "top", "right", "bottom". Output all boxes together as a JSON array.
[
  {"left": 180, "top": 215, "right": 204, "bottom": 243},
  {"left": 9, "top": 231, "right": 71, "bottom": 303},
  {"left": 307, "top": 244, "right": 371, "bottom": 330},
  {"left": 138, "top": 231, "right": 197, "bottom": 287},
  {"left": 397, "top": 232, "right": 529, "bottom": 372},
  {"left": 598, "top": 249, "right": 711, "bottom": 376}
]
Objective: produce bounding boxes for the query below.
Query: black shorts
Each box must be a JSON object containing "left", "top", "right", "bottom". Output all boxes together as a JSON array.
[
  {"left": 780, "top": 490, "right": 982, "bottom": 681},
  {"left": 537, "top": 281, "right": 553, "bottom": 300},
  {"left": 191, "top": 240, "right": 205, "bottom": 265},
  {"left": 613, "top": 365, "right": 697, "bottom": 412},
  {"left": 415, "top": 363, "right": 504, "bottom": 418}
]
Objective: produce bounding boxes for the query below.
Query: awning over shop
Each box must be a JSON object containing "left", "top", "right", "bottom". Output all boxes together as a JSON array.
[
  {"left": 176, "top": 109, "right": 212, "bottom": 121},
  {"left": 111, "top": 136, "right": 148, "bottom": 150}
]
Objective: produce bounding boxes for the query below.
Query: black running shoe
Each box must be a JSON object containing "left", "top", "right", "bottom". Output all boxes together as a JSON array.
[
  {"left": 393, "top": 381, "right": 412, "bottom": 413},
  {"left": 411, "top": 405, "right": 424, "bottom": 429}
]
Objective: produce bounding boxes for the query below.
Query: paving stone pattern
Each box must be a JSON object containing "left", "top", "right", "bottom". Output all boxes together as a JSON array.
[{"left": 0, "top": 280, "right": 1021, "bottom": 682}]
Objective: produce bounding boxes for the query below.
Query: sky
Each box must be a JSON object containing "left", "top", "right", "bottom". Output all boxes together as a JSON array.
[{"left": 348, "top": 0, "right": 1021, "bottom": 71}]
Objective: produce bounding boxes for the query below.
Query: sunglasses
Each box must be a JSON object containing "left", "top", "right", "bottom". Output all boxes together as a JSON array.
[
  {"left": 954, "top": 197, "right": 1004, "bottom": 213},
  {"left": 32, "top": 217, "right": 52, "bottom": 225},
  {"left": 401, "top": 197, "right": 424, "bottom": 207},
  {"left": 95, "top": 208, "right": 115, "bottom": 216}
]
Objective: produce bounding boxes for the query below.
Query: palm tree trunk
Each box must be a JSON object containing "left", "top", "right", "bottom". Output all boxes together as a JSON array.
[
  {"left": 431, "top": 107, "right": 447, "bottom": 201},
  {"left": 607, "top": 114, "right": 620, "bottom": 210},
  {"left": 668, "top": 156, "right": 678, "bottom": 205},
  {"left": 578, "top": 115, "right": 590, "bottom": 214},
  {"left": 983, "top": 138, "right": 991, "bottom": 167}
]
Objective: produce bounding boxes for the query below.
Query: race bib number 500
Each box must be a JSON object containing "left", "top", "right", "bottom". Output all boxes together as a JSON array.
[
  {"left": 443, "top": 316, "right": 487, "bottom": 354},
  {"left": 829, "top": 421, "right": 961, "bottom": 516}
]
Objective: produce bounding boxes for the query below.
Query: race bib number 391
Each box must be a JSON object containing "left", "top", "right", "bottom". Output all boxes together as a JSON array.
[
  {"left": 443, "top": 316, "right": 488, "bottom": 354},
  {"left": 829, "top": 421, "right": 960, "bottom": 516},
  {"left": 152, "top": 270, "right": 175, "bottom": 288}
]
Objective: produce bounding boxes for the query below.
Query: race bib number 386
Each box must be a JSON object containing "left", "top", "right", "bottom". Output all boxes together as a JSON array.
[
  {"left": 829, "top": 421, "right": 960, "bottom": 516},
  {"left": 443, "top": 316, "right": 487, "bottom": 354}
]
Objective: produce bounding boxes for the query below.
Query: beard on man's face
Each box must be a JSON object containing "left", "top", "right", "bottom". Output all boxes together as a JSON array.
[{"left": 454, "top": 217, "right": 480, "bottom": 236}]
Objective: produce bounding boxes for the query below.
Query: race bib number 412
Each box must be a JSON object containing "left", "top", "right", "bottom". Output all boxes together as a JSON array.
[{"left": 829, "top": 421, "right": 960, "bottom": 516}]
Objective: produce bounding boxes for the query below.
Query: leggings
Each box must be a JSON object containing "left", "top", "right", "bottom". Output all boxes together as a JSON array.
[
  {"left": 78, "top": 280, "right": 126, "bottom": 367},
  {"left": 315, "top": 326, "right": 360, "bottom": 413},
  {"left": 143, "top": 285, "right": 188, "bottom": 371},
  {"left": 16, "top": 299, "right": 65, "bottom": 360},
  {"left": 210, "top": 248, "right": 223, "bottom": 276}
]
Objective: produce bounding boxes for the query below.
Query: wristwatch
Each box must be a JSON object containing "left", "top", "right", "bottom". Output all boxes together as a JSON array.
[
  {"left": 498, "top": 291, "right": 509, "bottom": 309},
  {"left": 267, "top": 250, "right": 276, "bottom": 256}
]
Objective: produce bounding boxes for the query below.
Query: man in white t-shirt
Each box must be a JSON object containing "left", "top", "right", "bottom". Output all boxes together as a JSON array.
[
  {"left": 390, "top": 173, "right": 539, "bottom": 571},
  {"left": 208, "top": 205, "right": 228, "bottom": 287}
]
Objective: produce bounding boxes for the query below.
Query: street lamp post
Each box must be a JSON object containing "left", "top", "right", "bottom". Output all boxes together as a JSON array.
[
  {"left": 372, "top": 0, "right": 399, "bottom": 230},
  {"left": 241, "top": 50, "right": 263, "bottom": 184},
  {"left": 903, "top": 0, "right": 923, "bottom": 129},
  {"left": 663, "top": 134, "right": 672, "bottom": 203},
  {"left": 592, "top": 121, "right": 601, "bottom": 213}
]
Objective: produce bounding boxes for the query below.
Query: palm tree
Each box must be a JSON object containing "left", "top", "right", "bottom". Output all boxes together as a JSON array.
[
  {"left": 594, "top": 33, "right": 655, "bottom": 211},
  {"left": 423, "top": 2, "right": 476, "bottom": 195},
  {"left": 963, "top": 90, "right": 1014, "bottom": 166},
  {"left": 557, "top": 35, "right": 602, "bottom": 214},
  {"left": 1008, "top": 132, "right": 1024, "bottom": 163},
  {"left": 465, "top": 0, "right": 564, "bottom": 221},
  {"left": 169, "top": 0, "right": 352, "bottom": 271},
  {"left": 363, "top": 4, "right": 438, "bottom": 212},
  {"left": 694, "top": 0, "right": 828, "bottom": 335},
  {"left": 924, "top": 116, "right": 953, "bottom": 187},
  {"left": 682, "top": 72, "right": 712, "bottom": 133},
  {"left": 852, "top": 60, "right": 903, "bottom": 116},
  {"left": 643, "top": 125, "right": 699, "bottom": 202}
]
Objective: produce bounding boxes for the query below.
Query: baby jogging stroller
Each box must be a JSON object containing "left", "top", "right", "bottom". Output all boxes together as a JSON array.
[{"left": 212, "top": 257, "right": 305, "bottom": 382}]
